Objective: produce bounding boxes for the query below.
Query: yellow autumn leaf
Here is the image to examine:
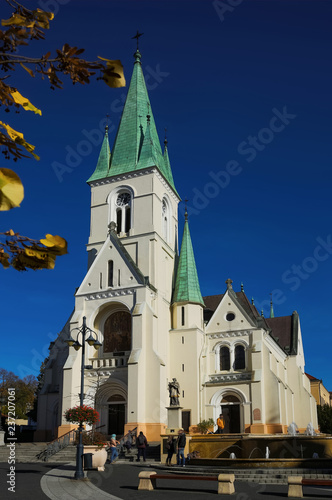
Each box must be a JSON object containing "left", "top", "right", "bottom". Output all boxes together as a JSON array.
[
  {"left": 11, "top": 91, "right": 42, "bottom": 115},
  {"left": 15, "top": 252, "right": 56, "bottom": 270},
  {"left": 1, "top": 14, "right": 35, "bottom": 28},
  {"left": 0, "top": 168, "right": 24, "bottom": 211},
  {"left": 0, "top": 121, "right": 40, "bottom": 160},
  {"left": 40, "top": 234, "right": 68, "bottom": 255},
  {"left": 98, "top": 57, "right": 126, "bottom": 88},
  {"left": 33, "top": 9, "right": 54, "bottom": 29},
  {"left": 20, "top": 63, "right": 35, "bottom": 78},
  {"left": 25, "top": 248, "right": 49, "bottom": 260}
]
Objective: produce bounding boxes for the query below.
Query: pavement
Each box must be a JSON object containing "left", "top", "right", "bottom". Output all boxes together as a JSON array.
[{"left": 1, "top": 460, "right": 332, "bottom": 500}]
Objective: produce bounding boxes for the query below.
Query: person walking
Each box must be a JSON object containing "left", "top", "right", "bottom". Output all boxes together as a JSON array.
[
  {"left": 136, "top": 431, "right": 148, "bottom": 462},
  {"left": 108, "top": 434, "right": 120, "bottom": 463},
  {"left": 165, "top": 435, "right": 176, "bottom": 466},
  {"left": 177, "top": 428, "right": 186, "bottom": 467}
]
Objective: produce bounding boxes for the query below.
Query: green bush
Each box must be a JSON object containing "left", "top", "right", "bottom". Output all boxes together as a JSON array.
[
  {"left": 196, "top": 418, "right": 214, "bottom": 434},
  {"left": 317, "top": 405, "right": 332, "bottom": 434}
]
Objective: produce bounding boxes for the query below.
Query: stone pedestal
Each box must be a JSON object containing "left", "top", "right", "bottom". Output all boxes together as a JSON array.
[
  {"left": 0, "top": 431, "right": 5, "bottom": 446},
  {"left": 166, "top": 406, "right": 183, "bottom": 432}
]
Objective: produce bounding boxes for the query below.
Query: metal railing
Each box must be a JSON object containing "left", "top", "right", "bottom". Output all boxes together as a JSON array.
[
  {"left": 36, "top": 424, "right": 106, "bottom": 462},
  {"left": 36, "top": 428, "right": 77, "bottom": 462}
]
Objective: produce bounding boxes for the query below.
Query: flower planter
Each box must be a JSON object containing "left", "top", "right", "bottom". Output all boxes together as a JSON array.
[{"left": 83, "top": 445, "right": 107, "bottom": 471}]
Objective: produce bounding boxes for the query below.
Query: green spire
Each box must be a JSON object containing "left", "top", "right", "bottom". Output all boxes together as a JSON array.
[
  {"left": 172, "top": 212, "right": 204, "bottom": 306},
  {"left": 87, "top": 126, "right": 111, "bottom": 182},
  {"left": 162, "top": 138, "right": 176, "bottom": 191},
  {"left": 87, "top": 49, "right": 177, "bottom": 194}
]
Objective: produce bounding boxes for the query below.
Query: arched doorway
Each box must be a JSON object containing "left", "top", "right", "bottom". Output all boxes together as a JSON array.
[
  {"left": 95, "top": 381, "right": 127, "bottom": 436},
  {"left": 211, "top": 388, "right": 247, "bottom": 434},
  {"left": 108, "top": 394, "right": 126, "bottom": 436},
  {"left": 220, "top": 395, "right": 241, "bottom": 433}
]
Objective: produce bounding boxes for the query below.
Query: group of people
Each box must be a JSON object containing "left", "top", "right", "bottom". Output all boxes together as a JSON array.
[
  {"left": 106, "top": 430, "right": 148, "bottom": 464},
  {"left": 165, "top": 428, "right": 195, "bottom": 467},
  {"left": 107, "top": 413, "right": 226, "bottom": 466}
]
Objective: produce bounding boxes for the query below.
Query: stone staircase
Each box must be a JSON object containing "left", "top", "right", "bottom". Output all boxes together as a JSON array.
[
  {"left": 120, "top": 441, "right": 161, "bottom": 462},
  {"left": 0, "top": 441, "right": 160, "bottom": 464},
  {"left": 158, "top": 465, "right": 332, "bottom": 485},
  {"left": 0, "top": 442, "right": 77, "bottom": 463}
]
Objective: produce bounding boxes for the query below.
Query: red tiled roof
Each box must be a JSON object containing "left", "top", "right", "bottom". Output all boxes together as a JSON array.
[{"left": 305, "top": 373, "right": 318, "bottom": 381}]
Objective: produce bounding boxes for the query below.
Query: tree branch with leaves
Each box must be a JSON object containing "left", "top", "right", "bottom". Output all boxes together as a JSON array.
[{"left": 0, "top": 0, "right": 125, "bottom": 271}]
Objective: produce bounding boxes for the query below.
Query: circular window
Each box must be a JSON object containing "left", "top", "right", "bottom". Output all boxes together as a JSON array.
[{"left": 226, "top": 312, "right": 235, "bottom": 322}]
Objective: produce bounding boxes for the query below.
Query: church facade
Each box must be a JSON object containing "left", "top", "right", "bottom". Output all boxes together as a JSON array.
[{"left": 35, "top": 49, "right": 317, "bottom": 442}]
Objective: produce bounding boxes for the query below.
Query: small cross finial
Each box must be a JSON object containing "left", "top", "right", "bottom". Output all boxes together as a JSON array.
[
  {"left": 164, "top": 127, "right": 168, "bottom": 146},
  {"left": 225, "top": 278, "right": 233, "bottom": 290},
  {"left": 184, "top": 198, "right": 188, "bottom": 221},
  {"left": 105, "top": 113, "right": 109, "bottom": 133},
  {"left": 132, "top": 30, "right": 144, "bottom": 51},
  {"left": 241, "top": 282, "right": 244, "bottom": 292}
]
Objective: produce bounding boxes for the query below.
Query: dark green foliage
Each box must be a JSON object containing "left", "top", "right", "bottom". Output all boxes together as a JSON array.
[{"left": 317, "top": 404, "right": 332, "bottom": 434}]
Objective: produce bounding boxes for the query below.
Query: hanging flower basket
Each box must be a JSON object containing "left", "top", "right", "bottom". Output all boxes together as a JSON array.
[{"left": 64, "top": 405, "right": 100, "bottom": 426}]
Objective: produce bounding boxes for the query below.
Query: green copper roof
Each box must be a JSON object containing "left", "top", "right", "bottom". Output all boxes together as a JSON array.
[
  {"left": 172, "top": 216, "right": 204, "bottom": 306},
  {"left": 87, "top": 126, "right": 111, "bottom": 182},
  {"left": 88, "top": 50, "right": 177, "bottom": 194}
]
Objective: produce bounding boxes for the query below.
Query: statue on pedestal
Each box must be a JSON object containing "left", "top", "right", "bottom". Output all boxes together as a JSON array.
[{"left": 168, "top": 378, "right": 180, "bottom": 406}]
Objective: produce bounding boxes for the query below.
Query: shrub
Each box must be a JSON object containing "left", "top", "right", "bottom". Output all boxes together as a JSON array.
[{"left": 196, "top": 418, "right": 214, "bottom": 434}]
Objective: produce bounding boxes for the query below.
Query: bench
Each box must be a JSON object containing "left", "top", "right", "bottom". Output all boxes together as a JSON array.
[
  {"left": 288, "top": 476, "right": 332, "bottom": 497},
  {"left": 138, "top": 471, "right": 235, "bottom": 494}
]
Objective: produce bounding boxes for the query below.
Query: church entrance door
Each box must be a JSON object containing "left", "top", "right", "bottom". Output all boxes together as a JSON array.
[
  {"left": 108, "top": 403, "right": 125, "bottom": 436},
  {"left": 220, "top": 394, "right": 242, "bottom": 433}
]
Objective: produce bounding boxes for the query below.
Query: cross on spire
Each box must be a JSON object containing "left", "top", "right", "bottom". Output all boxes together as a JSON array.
[
  {"left": 132, "top": 30, "right": 144, "bottom": 50},
  {"left": 184, "top": 198, "right": 188, "bottom": 221}
]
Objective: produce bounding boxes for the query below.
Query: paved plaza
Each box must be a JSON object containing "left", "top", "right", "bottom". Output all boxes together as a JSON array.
[{"left": 1, "top": 461, "right": 332, "bottom": 500}]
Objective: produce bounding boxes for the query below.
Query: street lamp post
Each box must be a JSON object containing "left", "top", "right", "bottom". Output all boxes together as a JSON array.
[{"left": 65, "top": 316, "right": 101, "bottom": 480}]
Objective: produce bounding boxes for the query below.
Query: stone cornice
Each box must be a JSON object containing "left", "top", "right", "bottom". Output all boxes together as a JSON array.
[
  {"left": 80, "top": 288, "right": 135, "bottom": 301},
  {"left": 89, "top": 167, "right": 180, "bottom": 202},
  {"left": 208, "top": 330, "right": 252, "bottom": 339},
  {"left": 206, "top": 372, "right": 252, "bottom": 384},
  {"left": 89, "top": 168, "right": 155, "bottom": 187}
]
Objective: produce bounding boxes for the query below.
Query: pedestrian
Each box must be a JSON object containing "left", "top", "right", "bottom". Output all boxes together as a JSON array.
[
  {"left": 216, "top": 413, "right": 225, "bottom": 434},
  {"left": 136, "top": 431, "right": 148, "bottom": 462},
  {"left": 165, "top": 435, "right": 176, "bottom": 466},
  {"left": 177, "top": 428, "right": 186, "bottom": 467},
  {"left": 108, "top": 433, "right": 120, "bottom": 463}
]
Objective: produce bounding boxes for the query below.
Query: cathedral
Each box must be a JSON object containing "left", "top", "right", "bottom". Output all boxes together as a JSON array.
[{"left": 35, "top": 48, "right": 317, "bottom": 442}]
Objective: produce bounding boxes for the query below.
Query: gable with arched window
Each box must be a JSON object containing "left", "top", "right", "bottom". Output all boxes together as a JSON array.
[
  {"left": 103, "top": 311, "right": 132, "bottom": 353},
  {"left": 214, "top": 340, "right": 248, "bottom": 372}
]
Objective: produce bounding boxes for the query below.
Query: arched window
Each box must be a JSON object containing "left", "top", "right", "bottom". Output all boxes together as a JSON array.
[
  {"left": 103, "top": 311, "right": 131, "bottom": 353},
  {"left": 162, "top": 196, "right": 171, "bottom": 243},
  {"left": 220, "top": 346, "right": 230, "bottom": 371},
  {"left": 115, "top": 191, "right": 131, "bottom": 234},
  {"left": 234, "top": 345, "right": 245, "bottom": 370}
]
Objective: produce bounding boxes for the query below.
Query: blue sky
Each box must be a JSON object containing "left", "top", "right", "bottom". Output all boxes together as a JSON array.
[{"left": 1, "top": 0, "right": 332, "bottom": 390}]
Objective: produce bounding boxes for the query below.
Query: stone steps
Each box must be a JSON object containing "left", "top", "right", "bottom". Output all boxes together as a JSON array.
[
  {"left": 0, "top": 443, "right": 48, "bottom": 463},
  {"left": 161, "top": 466, "right": 332, "bottom": 485}
]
